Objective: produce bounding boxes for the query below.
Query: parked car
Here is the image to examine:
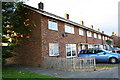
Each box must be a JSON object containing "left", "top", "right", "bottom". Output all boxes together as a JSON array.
[
  {"left": 108, "top": 48, "right": 120, "bottom": 53},
  {"left": 115, "top": 50, "right": 120, "bottom": 54},
  {"left": 78, "top": 48, "right": 120, "bottom": 64}
]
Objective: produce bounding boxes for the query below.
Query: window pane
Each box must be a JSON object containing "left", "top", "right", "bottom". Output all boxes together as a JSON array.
[
  {"left": 49, "top": 43, "right": 54, "bottom": 56},
  {"left": 65, "top": 25, "right": 68, "bottom": 32},
  {"left": 102, "top": 36, "right": 104, "bottom": 40},
  {"left": 65, "top": 25, "right": 74, "bottom": 34},
  {"left": 72, "top": 44, "right": 76, "bottom": 56},
  {"left": 87, "top": 31, "right": 92, "bottom": 37},
  {"left": 48, "top": 21, "right": 58, "bottom": 30},
  {"left": 66, "top": 44, "right": 76, "bottom": 57},
  {"left": 79, "top": 28, "right": 83, "bottom": 35},
  {"left": 82, "top": 45, "right": 86, "bottom": 49},
  {"left": 66, "top": 44, "right": 71, "bottom": 56},
  {"left": 88, "top": 44, "right": 94, "bottom": 49},
  {"left": 99, "top": 45, "right": 103, "bottom": 49},
  {"left": 105, "top": 37, "right": 107, "bottom": 40},
  {"left": 98, "top": 34, "right": 101, "bottom": 39},
  {"left": 49, "top": 43, "right": 59, "bottom": 56},
  {"left": 54, "top": 44, "right": 59, "bottom": 55},
  {"left": 71, "top": 26, "right": 74, "bottom": 34},
  {"left": 94, "top": 33, "right": 97, "bottom": 38}
]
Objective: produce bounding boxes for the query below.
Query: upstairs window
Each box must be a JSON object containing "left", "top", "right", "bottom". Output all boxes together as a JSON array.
[
  {"left": 65, "top": 25, "right": 74, "bottom": 34},
  {"left": 49, "top": 43, "right": 59, "bottom": 56},
  {"left": 48, "top": 20, "right": 58, "bottom": 31},
  {"left": 79, "top": 28, "right": 84, "bottom": 35},
  {"left": 98, "top": 34, "right": 101, "bottom": 39},
  {"left": 87, "top": 31, "right": 92, "bottom": 37},
  {"left": 102, "top": 36, "right": 105, "bottom": 40},
  {"left": 105, "top": 37, "right": 107, "bottom": 40},
  {"left": 94, "top": 33, "right": 97, "bottom": 38}
]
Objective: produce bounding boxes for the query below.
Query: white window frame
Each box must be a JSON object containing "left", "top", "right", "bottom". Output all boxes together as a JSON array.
[
  {"left": 102, "top": 36, "right": 105, "bottom": 40},
  {"left": 79, "top": 28, "right": 84, "bottom": 36},
  {"left": 98, "top": 34, "right": 101, "bottom": 39},
  {"left": 49, "top": 43, "right": 59, "bottom": 56},
  {"left": 99, "top": 45, "right": 104, "bottom": 49},
  {"left": 94, "top": 33, "right": 97, "bottom": 38},
  {"left": 66, "top": 44, "right": 76, "bottom": 58},
  {"left": 88, "top": 44, "right": 94, "bottom": 49},
  {"left": 82, "top": 45, "right": 86, "bottom": 50},
  {"left": 105, "top": 37, "right": 107, "bottom": 40},
  {"left": 48, "top": 20, "right": 58, "bottom": 31},
  {"left": 87, "top": 31, "right": 92, "bottom": 37},
  {"left": 65, "top": 25, "right": 74, "bottom": 34}
]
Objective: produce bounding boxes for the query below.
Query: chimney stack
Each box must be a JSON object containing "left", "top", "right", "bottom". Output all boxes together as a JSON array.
[
  {"left": 64, "top": 13, "right": 69, "bottom": 19},
  {"left": 97, "top": 28, "right": 100, "bottom": 32},
  {"left": 90, "top": 25, "right": 93, "bottom": 29},
  {"left": 80, "top": 21, "right": 84, "bottom": 26},
  {"left": 38, "top": 2, "right": 44, "bottom": 10},
  {"left": 112, "top": 32, "right": 115, "bottom": 35},
  {"left": 102, "top": 31, "right": 104, "bottom": 34}
]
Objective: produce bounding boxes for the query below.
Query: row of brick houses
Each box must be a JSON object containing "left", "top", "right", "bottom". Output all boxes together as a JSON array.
[
  {"left": 111, "top": 32, "right": 120, "bottom": 47},
  {"left": 7, "top": 2, "right": 114, "bottom": 66}
]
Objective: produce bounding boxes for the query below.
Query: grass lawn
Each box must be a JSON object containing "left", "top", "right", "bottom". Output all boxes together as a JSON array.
[
  {"left": 2, "top": 67, "right": 57, "bottom": 78},
  {"left": 2, "top": 67, "right": 73, "bottom": 80},
  {"left": 96, "top": 65, "right": 118, "bottom": 68}
]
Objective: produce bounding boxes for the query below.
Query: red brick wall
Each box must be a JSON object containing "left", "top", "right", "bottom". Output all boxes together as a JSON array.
[
  {"left": 87, "top": 32, "right": 94, "bottom": 44},
  {"left": 7, "top": 8, "right": 42, "bottom": 67},
  {"left": 94, "top": 34, "right": 103, "bottom": 44},
  {"left": 103, "top": 40, "right": 107, "bottom": 44},
  {"left": 112, "top": 35, "right": 120, "bottom": 46},
  {"left": 86, "top": 32, "right": 103, "bottom": 44},
  {"left": 40, "top": 16, "right": 88, "bottom": 57}
]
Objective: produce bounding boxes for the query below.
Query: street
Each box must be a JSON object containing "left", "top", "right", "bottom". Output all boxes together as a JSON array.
[{"left": 6, "top": 64, "right": 119, "bottom": 78}]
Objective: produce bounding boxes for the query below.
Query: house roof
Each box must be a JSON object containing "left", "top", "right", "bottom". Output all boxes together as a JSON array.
[{"left": 22, "top": 4, "right": 112, "bottom": 38}]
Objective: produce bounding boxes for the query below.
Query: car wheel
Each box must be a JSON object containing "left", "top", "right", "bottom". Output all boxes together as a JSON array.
[{"left": 110, "top": 58, "right": 117, "bottom": 64}]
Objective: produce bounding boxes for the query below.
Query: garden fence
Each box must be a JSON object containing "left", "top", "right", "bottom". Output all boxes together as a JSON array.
[{"left": 42, "top": 57, "right": 96, "bottom": 71}]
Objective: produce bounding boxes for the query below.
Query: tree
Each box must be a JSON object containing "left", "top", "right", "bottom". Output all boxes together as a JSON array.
[{"left": 2, "top": 1, "right": 30, "bottom": 65}]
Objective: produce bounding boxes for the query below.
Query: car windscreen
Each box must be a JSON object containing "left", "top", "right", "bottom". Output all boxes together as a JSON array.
[{"left": 102, "top": 49, "right": 111, "bottom": 53}]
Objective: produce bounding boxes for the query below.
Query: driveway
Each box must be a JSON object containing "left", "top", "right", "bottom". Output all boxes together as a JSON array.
[{"left": 6, "top": 64, "right": 119, "bottom": 78}]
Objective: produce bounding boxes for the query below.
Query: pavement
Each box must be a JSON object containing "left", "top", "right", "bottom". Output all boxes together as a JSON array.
[
  {"left": 96, "top": 63, "right": 119, "bottom": 67},
  {"left": 5, "top": 64, "right": 119, "bottom": 78}
]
